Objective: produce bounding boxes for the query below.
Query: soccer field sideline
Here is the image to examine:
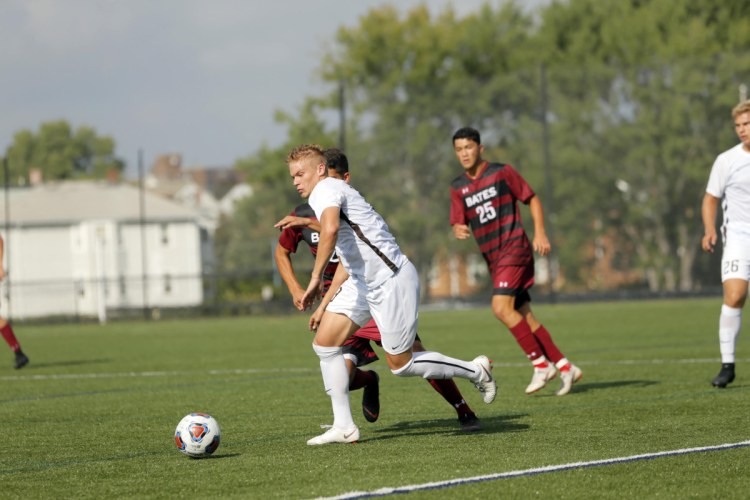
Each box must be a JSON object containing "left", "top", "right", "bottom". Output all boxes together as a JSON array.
[{"left": 314, "top": 439, "right": 750, "bottom": 500}]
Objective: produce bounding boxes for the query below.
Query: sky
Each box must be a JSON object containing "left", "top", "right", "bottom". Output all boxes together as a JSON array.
[{"left": 1, "top": 0, "right": 543, "bottom": 178}]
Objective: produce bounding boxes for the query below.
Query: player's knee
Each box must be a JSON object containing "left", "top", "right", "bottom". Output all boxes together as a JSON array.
[
  {"left": 492, "top": 306, "right": 516, "bottom": 326},
  {"left": 312, "top": 343, "right": 341, "bottom": 360},
  {"left": 389, "top": 357, "right": 414, "bottom": 376}
]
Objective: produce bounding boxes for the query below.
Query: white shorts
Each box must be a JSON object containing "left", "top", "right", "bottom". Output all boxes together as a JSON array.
[
  {"left": 721, "top": 236, "right": 750, "bottom": 282},
  {"left": 326, "top": 260, "right": 420, "bottom": 355}
]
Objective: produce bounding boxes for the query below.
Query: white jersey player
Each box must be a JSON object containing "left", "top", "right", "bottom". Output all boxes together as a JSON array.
[
  {"left": 702, "top": 99, "right": 750, "bottom": 388},
  {"left": 285, "top": 144, "right": 496, "bottom": 445}
]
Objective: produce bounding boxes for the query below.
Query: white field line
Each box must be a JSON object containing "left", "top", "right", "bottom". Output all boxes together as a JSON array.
[
  {"left": 3, "top": 357, "right": 748, "bottom": 382},
  {"left": 0, "top": 367, "right": 314, "bottom": 382},
  {"left": 315, "top": 440, "right": 750, "bottom": 500}
]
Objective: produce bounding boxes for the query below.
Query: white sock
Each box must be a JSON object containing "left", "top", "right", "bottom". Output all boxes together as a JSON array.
[
  {"left": 391, "top": 351, "right": 480, "bottom": 382},
  {"left": 719, "top": 305, "right": 742, "bottom": 363},
  {"left": 312, "top": 343, "right": 355, "bottom": 431}
]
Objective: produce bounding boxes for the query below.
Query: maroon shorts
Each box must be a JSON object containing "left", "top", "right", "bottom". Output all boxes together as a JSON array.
[
  {"left": 342, "top": 319, "right": 423, "bottom": 367},
  {"left": 491, "top": 264, "right": 534, "bottom": 308},
  {"left": 343, "top": 319, "right": 381, "bottom": 367}
]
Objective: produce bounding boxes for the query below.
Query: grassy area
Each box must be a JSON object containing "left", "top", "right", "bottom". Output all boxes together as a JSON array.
[{"left": 3, "top": 298, "right": 749, "bottom": 498}]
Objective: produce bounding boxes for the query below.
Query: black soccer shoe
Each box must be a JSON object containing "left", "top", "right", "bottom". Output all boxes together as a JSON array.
[
  {"left": 14, "top": 351, "right": 29, "bottom": 370},
  {"left": 711, "top": 363, "right": 735, "bottom": 388},
  {"left": 362, "top": 371, "right": 380, "bottom": 423},
  {"left": 458, "top": 412, "right": 481, "bottom": 432}
]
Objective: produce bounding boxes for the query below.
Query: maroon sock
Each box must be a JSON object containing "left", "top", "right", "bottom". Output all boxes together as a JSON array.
[
  {"left": 427, "top": 379, "right": 474, "bottom": 417},
  {"left": 509, "top": 318, "right": 544, "bottom": 361},
  {"left": 0, "top": 323, "right": 20, "bottom": 352},
  {"left": 349, "top": 369, "right": 376, "bottom": 391},
  {"left": 532, "top": 325, "right": 564, "bottom": 364}
]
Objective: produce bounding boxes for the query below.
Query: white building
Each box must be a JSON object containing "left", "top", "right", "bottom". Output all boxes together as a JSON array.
[{"left": 0, "top": 181, "right": 204, "bottom": 322}]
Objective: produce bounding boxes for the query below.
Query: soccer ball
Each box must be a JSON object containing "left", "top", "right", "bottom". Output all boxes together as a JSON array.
[{"left": 174, "top": 413, "right": 221, "bottom": 458}]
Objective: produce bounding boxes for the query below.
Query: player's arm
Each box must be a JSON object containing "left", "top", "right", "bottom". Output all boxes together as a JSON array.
[
  {"left": 274, "top": 215, "right": 321, "bottom": 232},
  {"left": 273, "top": 242, "right": 306, "bottom": 309},
  {"left": 452, "top": 224, "right": 471, "bottom": 239},
  {"left": 528, "top": 195, "right": 551, "bottom": 256},
  {"left": 301, "top": 206, "right": 339, "bottom": 310},
  {"left": 449, "top": 188, "right": 471, "bottom": 239},
  {"left": 701, "top": 193, "right": 720, "bottom": 253}
]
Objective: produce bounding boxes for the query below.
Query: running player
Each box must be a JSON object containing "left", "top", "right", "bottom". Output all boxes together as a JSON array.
[
  {"left": 450, "top": 127, "right": 581, "bottom": 396},
  {"left": 285, "top": 144, "right": 495, "bottom": 445},
  {"left": 702, "top": 99, "right": 750, "bottom": 388},
  {"left": 0, "top": 233, "right": 28, "bottom": 369},
  {"left": 274, "top": 148, "right": 480, "bottom": 431}
]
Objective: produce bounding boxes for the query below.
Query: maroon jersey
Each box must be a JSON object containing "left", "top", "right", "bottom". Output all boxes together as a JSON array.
[
  {"left": 450, "top": 162, "right": 535, "bottom": 268},
  {"left": 278, "top": 203, "right": 339, "bottom": 289}
]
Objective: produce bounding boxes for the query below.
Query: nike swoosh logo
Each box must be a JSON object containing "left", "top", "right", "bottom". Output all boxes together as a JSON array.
[{"left": 344, "top": 430, "right": 357, "bottom": 439}]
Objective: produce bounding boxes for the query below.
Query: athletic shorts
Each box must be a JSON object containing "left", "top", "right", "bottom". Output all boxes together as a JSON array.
[
  {"left": 721, "top": 236, "right": 750, "bottom": 282},
  {"left": 327, "top": 260, "right": 419, "bottom": 355},
  {"left": 342, "top": 335, "right": 379, "bottom": 367},
  {"left": 491, "top": 264, "right": 535, "bottom": 295}
]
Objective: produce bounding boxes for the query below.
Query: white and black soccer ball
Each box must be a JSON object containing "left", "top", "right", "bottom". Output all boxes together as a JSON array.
[{"left": 174, "top": 413, "right": 221, "bottom": 458}]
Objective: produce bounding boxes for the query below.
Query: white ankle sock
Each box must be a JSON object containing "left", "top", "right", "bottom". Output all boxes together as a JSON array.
[
  {"left": 719, "top": 305, "right": 742, "bottom": 363},
  {"left": 391, "top": 351, "right": 480, "bottom": 382},
  {"left": 312, "top": 343, "right": 355, "bottom": 430}
]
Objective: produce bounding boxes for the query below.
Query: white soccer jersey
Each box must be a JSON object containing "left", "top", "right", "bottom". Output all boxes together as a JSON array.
[
  {"left": 308, "top": 177, "right": 407, "bottom": 288},
  {"left": 706, "top": 143, "right": 750, "bottom": 241}
]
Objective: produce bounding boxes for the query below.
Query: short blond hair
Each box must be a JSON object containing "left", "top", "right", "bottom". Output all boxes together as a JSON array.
[
  {"left": 731, "top": 100, "right": 750, "bottom": 119},
  {"left": 286, "top": 144, "right": 326, "bottom": 164}
]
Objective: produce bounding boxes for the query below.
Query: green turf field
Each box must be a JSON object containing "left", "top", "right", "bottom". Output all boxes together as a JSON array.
[{"left": 3, "top": 297, "right": 749, "bottom": 499}]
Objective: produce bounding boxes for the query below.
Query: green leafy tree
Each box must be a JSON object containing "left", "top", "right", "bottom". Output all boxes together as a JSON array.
[
  {"left": 222, "top": 0, "right": 750, "bottom": 297},
  {"left": 534, "top": 0, "right": 750, "bottom": 291},
  {"left": 3, "top": 120, "right": 124, "bottom": 184}
]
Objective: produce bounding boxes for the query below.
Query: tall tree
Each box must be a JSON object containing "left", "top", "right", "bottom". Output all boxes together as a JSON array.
[
  {"left": 535, "top": 0, "right": 750, "bottom": 291},
  {"left": 3, "top": 120, "right": 124, "bottom": 184}
]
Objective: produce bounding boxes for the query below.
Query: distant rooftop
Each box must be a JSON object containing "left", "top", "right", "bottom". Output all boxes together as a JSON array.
[{"left": 0, "top": 181, "right": 200, "bottom": 227}]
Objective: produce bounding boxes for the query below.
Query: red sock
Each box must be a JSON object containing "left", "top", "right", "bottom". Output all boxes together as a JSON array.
[
  {"left": 509, "top": 318, "right": 544, "bottom": 361},
  {"left": 349, "top": 369, "right": 376, "bottom": 391},
  {"left": 532, "top": 325, "right": 565, "bottom": 364},
  {"left": 427, "top": 379, "right": 474, "bottom": 417},
  {"left": 0, "top": 323, "right": 20, "bottom": 352}
]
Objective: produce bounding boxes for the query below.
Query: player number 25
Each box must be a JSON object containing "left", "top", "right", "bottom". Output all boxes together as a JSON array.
[{"left": 476, "top": 201, "right": 497, "bottom": 224}]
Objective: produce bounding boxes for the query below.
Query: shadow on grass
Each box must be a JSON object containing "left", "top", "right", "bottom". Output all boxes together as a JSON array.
[
  {"left": 571, "top": 380, "right": 658, "bottom": 393},
  {"left": 22, "top": 358, "right": 112, "bottom": 369},
  {"left": 190, "top": 453, "right": 241, "bottom": 460},
  {"left": 365, "top": 413, "right": 530, "bottom": 442}
]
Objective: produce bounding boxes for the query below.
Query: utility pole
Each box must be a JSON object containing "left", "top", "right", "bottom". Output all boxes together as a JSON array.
[
  {"left": 2, "top": 157, "right": 11, "bottom": 319},
  {"left": 138, "top": 149, "right": 149, "bottom": 320},
  {"left": 540, "top": 63, "right": 557, "bottom": 301},
  {"left": 338, "top": 80, "right": 346, "bottom": 151}
]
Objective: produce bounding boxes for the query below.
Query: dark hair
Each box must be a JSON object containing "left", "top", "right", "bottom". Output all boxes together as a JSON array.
[
  {"left": 324, "top": 148, "right": 349, "bottom": 176},
  {"left": 452, "top": 127, "right": 481, "bottom": 145}
]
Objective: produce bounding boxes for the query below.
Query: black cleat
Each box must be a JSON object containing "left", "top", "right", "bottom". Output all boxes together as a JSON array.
[
  {"left": 362, "top": 371, "right": 380, "bottom": 422},
  {"left": 14, "top": 351, "right": 29, "bottom": 370},
  {"left": 458, "top": 412, "right": 481, "bottom": 432},
  {"left": 711, "top": 363, "right": 735, "bottom": 388}
]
